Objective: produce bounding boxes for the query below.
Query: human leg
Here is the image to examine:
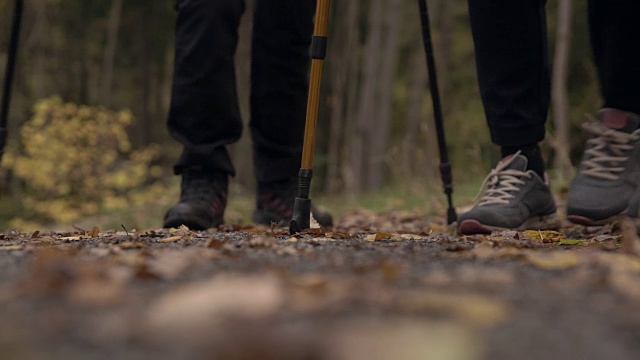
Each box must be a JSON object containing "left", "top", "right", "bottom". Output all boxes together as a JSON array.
[
  {"left": 458, "top": 0, "right": 558, "bottom": 234},
  {"left": 250, "top": 0, "right": 332, "bottom": 226},
  {"left": 164, "top": 0, "right": 246, "bottom": 229},
  {"left": 566, "top": 0, "right": 640, "bottom": 226}
]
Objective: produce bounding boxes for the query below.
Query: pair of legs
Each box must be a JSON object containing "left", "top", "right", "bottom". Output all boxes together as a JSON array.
[
  {"left": 164, "top": 0, "right": 331, "bottom": 229},
  {"left": 169, "top": 0, "right": 314, "bottom": 182},
  {"left": 460, "top": 0, "right": 640, "bottom": 234}
]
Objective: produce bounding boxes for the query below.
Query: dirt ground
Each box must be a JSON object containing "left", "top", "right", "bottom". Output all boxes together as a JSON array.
[{"left": 2, "top": 210, "right": 640, "bottom": 360}]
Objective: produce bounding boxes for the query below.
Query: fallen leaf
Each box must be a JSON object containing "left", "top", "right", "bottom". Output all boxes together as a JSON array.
[
  {"left": 558, "top": 239, "right": 585, "bottom": 246},
  {"left": 621, "top": 218, "right": 640, "bottom": 256},
  {"left": 364, "top": 232, "right": 396, "bottom": 242},
  {"left": 523, "top": 230, "right": 566, "bottom": 243},
  {"left": 205, "top": 238, "right": 229, "bottom": 249},
  {"left": 310, "top": 213, "right": 321, "bottom": 229},
  {"left": 375, "top": 232, "right": 395, "bottom": 241},
  {"left": 159, "top": 236, "right": 182, "bottom": 243},
  {"left": 87, "top": 226, "right": 100, "bottom": 238}
]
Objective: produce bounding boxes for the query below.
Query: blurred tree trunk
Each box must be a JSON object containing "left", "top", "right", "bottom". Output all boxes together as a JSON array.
[
  {"left": 402, "top": 40, "right": 428, "bottom": 177},
  {"left": 340, "top": 1, "right": 363, "bottom": 193},
  {"left": 349, "top": 0, "right": 383, "bottom": 192},
  {"left": 367, "top": 0, "right": 402, "bottom": 191},
  {"left": 551, "top": 0, "right": 574, "bottom": 181},
  {"left": 100, "top": 0, "right": 123, "bottom": 107},
  {"left": 325, "top": 1, "right": 355, "bottom": 193},
  {"left": 138, "top": 0, "right": 152, "bottom": 146}
]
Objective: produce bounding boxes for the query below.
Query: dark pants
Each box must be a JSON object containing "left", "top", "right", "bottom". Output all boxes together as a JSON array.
[
  {"left": 468, "top": 0, "right": 640, "bottom": 147},
  {"left": 168, "top": 0, "right": 315, "bottom": 183}
]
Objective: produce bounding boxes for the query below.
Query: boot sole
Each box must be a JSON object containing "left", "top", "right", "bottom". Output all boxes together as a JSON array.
[
  {"left": 568, "top": 214, "right": 640, "bottom": 228},
  {"left": 458, "top": 213, "right": 561, "bottom": 235}
]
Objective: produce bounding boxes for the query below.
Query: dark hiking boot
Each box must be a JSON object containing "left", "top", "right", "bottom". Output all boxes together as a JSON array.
[
  {"left": 567, "top": 109, "right": 640, "bottom": 226},
  {"left": 163, "top": 168, "right": 228, "bottom": 230},
  {"left": 253, "top": 177, "right": 333, "bottom": 227},
  {"left": 458, "top": 153, "right": 560, "bottom": 235}
]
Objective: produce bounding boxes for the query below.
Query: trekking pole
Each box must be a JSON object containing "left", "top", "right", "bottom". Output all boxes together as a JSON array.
[
  {"left": 1, "top": 0, "right": 24, "bottom": 162},
  {"left": 417, "top": 0, "right": 457, "bottom": 224},
  {"left": 290, "top": 0, "right": 331, "bottom": 234}
]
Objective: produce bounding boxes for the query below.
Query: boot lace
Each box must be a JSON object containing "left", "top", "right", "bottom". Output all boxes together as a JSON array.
[
  {"left": 581, "top": 116, "right": 640, "bottom": 181},
  {"left": 475, "top": 152, "right": 533, "bottom": 206}
]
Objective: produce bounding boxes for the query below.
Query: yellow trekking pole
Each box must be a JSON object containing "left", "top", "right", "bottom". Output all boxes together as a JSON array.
[{"left": 290, "top": 0, "right": 331, "bottom": 234}]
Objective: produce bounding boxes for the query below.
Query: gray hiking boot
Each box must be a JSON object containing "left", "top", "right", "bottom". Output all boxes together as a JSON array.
[
  {"left": 163, "top": 168, "right": 228, "bottom": 230},
  {"left": 457, "top": 153, "right": 560, "bottom": 235},
  {"left": 567, "top": 109, "right": 640, "bottom": 226},
  {"left": 253, "top": 177, "right": 333, "bottom": 228}
]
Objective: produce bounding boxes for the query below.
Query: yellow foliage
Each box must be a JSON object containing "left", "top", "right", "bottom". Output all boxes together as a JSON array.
[{"left": 7, "top": 97, "right": 163, "bottom": 225}]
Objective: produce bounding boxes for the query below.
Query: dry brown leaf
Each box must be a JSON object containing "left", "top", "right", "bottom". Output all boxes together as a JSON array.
[
  {"left": 307, "top": 237, "right": 337, "bottom": 242},
  {"left": 363, "top": 232, "right": 396, "bottom": 242},
  {"left": 363, "top": 234, "right": 376, "bottom": 242},
  {"left": 205, "top": 238, "right": 229, "bottom": 249},
  {"left": 87, "top": 226, "right": 100, "bottom": 238},
  {"left": 621, "top": 217, "right": 640, "bottom": 256},
  {"left": 159, "top": 236, "right": 183, "bottom": 243}
]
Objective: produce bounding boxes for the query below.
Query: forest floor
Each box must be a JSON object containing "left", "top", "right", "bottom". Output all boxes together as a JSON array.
[{"left": 2, "top": 210, "right": 640, "bottom": 360}]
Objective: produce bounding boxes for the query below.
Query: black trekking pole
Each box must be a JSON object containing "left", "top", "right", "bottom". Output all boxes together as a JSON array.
[
  {"left": 1, "top": 0, "right": 24, "bottom": 162},
  {"left": 290, "top": 0, "right": 331, "bottom": 234},
  {"left": 417, "top": 0, "right": 457, "bottom": 224}
]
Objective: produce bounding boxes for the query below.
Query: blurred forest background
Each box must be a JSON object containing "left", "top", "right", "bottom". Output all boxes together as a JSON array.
[{"left": 0, "top": 0, "right": 598, "bottom": 230}]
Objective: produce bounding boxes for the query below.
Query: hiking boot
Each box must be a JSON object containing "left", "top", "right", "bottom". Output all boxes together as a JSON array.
[
  {"left": 457, "top": 153, "right": 560, "bottom": 235},
  {"left": 163, "top": 168, "right": 228, "bottom": 230},
  {"left": 253, "top": 177, "right": 333, "bottom": 227},
  {"left": 566, "top": 109, "right": 640, "bottom": 226}
]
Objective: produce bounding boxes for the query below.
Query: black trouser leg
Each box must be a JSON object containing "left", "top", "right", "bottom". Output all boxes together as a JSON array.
[
  {"left": 250, "top": 0, "right": 315, "bottom": 184},
  {"left": 468, "top": 0, "right": 550, "bottom": 147},
  {"left": 168, "top": 0, "right": 246, "bottom": 175},
  {"left": 589, "top": 0, "right": 640, "bottom": 114}
]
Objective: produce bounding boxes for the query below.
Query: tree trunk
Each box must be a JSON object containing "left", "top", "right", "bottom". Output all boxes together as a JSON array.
[
  {"left": 138, "top": 0, "right": 152, "bottom": 146},
  {"left": 341, "top": 1, "right": 362, "bottom": 193},
  {"left": 402, "top": 39, "right": 428, "bottom": 177},
  {"left": 100, "top": 0, "right": 124, "bottom": 107},
  {"left": 367, "top": 0, "right": 402, "bottom": 191},
  {"left": 348, "top": 0, "right": 383, "bottom": 192},
  {"left": 552, "top": 0, "right": 574, "bottom": 181},
  {"left": 324, "top": 0, "right": 354, "bottom": 193}
]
